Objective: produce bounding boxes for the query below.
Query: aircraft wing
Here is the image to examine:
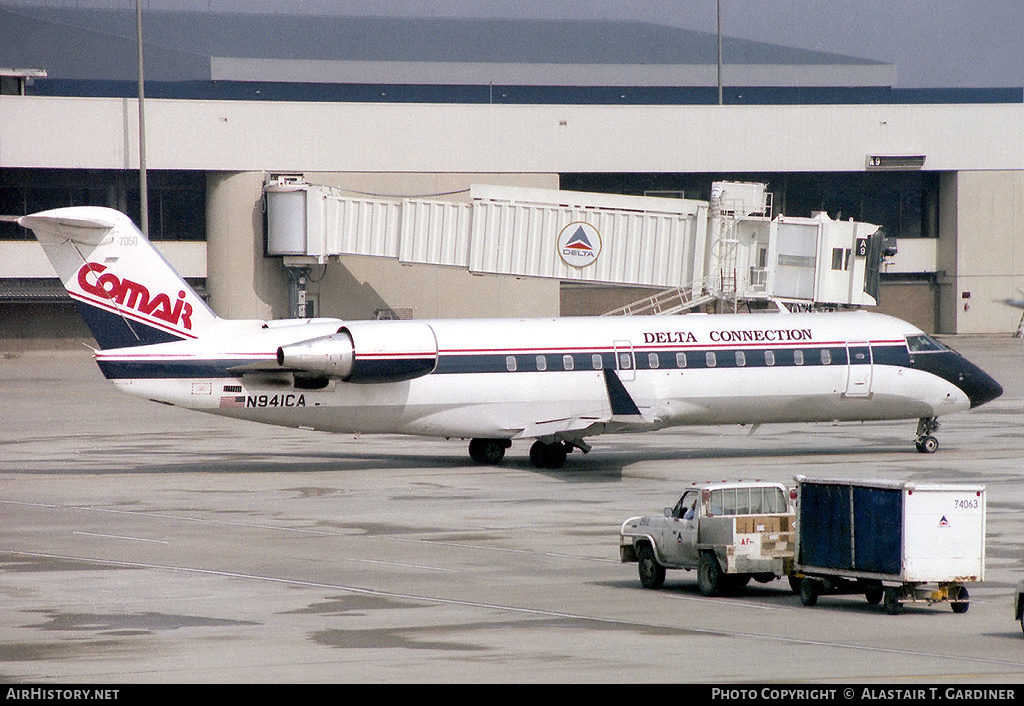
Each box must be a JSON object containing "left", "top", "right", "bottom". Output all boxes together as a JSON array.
[
  {"left": 512, "top": 415, "right": 608, "bottom": 440},
  {"left": 511, "top": 369, "right": 658, "bottom": 440}
]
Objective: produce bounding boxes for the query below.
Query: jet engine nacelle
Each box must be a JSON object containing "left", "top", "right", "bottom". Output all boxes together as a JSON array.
[{"left": 277, "top": 320, "right": 438, "bottom": 383}]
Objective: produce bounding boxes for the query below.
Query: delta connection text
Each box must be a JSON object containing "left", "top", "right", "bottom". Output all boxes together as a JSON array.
[
  {"left": 642, "top": 327, "right": 814, "bottom": 345},
  {"left": 710, "top": 687, "right": 1016, "bottom": 701}
]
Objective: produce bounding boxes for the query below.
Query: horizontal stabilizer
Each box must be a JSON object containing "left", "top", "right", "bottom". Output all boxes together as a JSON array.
[{"left": 18, "top": 211, "right": 118, "bottom": 246}]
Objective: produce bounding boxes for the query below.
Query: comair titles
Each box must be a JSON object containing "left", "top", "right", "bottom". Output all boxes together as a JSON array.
[{"left": 643, "top": 328, "right": 813, "bottom": 345}]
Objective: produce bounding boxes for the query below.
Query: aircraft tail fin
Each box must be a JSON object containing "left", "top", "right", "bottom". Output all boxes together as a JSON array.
[{"left": 19, "top": 206, "right": 218, "bottom": 349}]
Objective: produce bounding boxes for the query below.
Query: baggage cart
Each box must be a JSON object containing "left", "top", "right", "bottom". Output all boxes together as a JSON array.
[{"left": 792, "top": 476, "right": 985, "bottom": 614}]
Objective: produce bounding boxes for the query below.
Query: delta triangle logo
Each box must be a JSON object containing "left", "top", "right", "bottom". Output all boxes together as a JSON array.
[{"left": 557, "top": 222, "right": 602, "bottom": 269}]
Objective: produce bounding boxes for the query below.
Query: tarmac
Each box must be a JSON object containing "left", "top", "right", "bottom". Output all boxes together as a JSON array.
[{"left": 1, "top": 336, "right": 1023, "bottom": 684}]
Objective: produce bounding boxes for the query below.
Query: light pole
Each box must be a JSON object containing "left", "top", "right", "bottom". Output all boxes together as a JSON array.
[
  {"left": 716, "top": 0, "right": 724, "bottom": 104},
  {"left": 136, "top": 0, "right": 148, "bottom": 237}
]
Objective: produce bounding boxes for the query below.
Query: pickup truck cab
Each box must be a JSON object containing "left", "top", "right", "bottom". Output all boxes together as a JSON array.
[{"left": 620, "top": 481, "right": 795, "bottom": 595}]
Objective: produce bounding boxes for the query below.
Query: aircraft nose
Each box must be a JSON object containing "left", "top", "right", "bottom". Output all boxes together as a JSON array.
[{"left": 960, "top": 366, "right": 1003, "bottom": 408}]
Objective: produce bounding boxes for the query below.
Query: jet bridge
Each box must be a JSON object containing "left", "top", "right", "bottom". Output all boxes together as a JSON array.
[{"left": 264, "top": 177, "right": 884, "bottom": 315}]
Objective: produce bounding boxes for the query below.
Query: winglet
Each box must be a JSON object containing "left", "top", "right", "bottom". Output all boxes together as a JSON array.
[{"left": 602, "top": 368, "right": 643, "bottom": 417}]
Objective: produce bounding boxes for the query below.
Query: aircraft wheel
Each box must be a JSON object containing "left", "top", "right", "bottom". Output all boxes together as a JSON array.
[
  {"left": 529, "top": 440, "right": 567, "bottom": 469},
  {"left": 469, "top": 438, "right": 508, "bottom": 465},
  {"left": 915, "top": 435, "right": 939, "bottom": 453}
]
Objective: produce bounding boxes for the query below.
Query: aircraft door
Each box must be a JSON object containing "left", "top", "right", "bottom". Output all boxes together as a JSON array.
[
  {"left": 845, "top": 341, "right": 873, "bottom": 397},
  {"left": 613, "top": 340, "right": 636, "bottom": 381}
]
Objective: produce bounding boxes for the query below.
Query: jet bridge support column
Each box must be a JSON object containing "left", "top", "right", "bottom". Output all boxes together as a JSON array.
[{"left": 207, "top": 171, "right": 287, "bottom": 320}]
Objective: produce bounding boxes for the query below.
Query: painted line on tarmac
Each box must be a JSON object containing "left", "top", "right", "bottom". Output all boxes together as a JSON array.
[{"left": 6, "top": 548, "right": 1024, "bottom": 672}]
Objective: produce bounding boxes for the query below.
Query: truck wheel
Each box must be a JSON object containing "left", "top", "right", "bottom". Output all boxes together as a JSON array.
[
  {"left": 637, "top": 545, "right": 665, "bottom": 590},
  {"left": 799, "top": 578, "right": 819, "bottom": 607},
  {"left": 697, "top": 552, "right": 722, "bottom": 596},
  {"left": 950, "top": 586, "right": 970, "bottom": 614}
]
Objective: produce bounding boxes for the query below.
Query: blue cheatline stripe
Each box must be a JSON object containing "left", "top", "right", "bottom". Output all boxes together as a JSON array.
[
  {"left": 75, "top": 299, "right": 188, "bottom": 349},
  {"left": 95, "top": 344, "right": 911, "bottom": 380}
]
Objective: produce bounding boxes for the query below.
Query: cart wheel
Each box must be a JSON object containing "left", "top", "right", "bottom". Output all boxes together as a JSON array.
[
  {"left": 799, "top": 578, "right": 819, "bottom": 607},
  {"left": 865, "top": 585, "right": 883, "bottom": 605},
  {"left": 950, "top": 586, "right": 970, "bottom": 614},
  {"left": 883, "top": 587, "right": 903, "bottom": 615}
]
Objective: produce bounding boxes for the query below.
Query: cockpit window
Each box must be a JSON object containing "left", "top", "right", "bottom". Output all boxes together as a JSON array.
[{"left": 906, "top": 334, "right": 948, "bottom": 353}]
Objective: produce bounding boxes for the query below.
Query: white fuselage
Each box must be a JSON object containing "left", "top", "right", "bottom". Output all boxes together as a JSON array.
[{"left": 95, "top": 310, "right": 977, "bottom": 442}]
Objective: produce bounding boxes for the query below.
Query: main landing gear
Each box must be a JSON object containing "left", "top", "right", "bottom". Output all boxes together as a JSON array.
[
  {"left": 468, "top": 438, "right": 511, "bottom": 465},
  {"left": 529, "top": 440, "right": 570, "bottom": 469},
  {"left": 468, "top": 438, "right": 586, "bottom": 469},
  {"left": 915, "top": 417, "right": 940, "bottom": 454}
]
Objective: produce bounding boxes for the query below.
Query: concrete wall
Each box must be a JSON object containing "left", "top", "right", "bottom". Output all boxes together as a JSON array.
[
  {"left": 938, "top": 171, "right": 1024, "bottom": 334},
  {"left": 872, "top": 281, "right": 940, "bottom": 334},
  {"left": 3, "top": 97, "right": 1024, "bottom": 174},
  {"left": 206, "top": 171, "right": 286, "bottom": 320}
]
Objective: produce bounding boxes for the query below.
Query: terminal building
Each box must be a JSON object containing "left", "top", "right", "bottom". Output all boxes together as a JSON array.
[{"left": 1, "top": 6, "right": 1023, "bottom": 347}]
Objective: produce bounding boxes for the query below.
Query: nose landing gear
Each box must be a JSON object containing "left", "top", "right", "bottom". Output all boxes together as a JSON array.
[{"left": 915, "top": 417, "right": 940, "bottom": 453}]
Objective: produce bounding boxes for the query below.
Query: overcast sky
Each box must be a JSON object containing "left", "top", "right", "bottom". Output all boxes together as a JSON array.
[{"left": 8, "top": 0, "right": 1024, "bottom": 88}]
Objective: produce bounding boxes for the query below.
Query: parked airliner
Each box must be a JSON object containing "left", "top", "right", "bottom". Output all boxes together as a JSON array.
[{"left": 21, "top": 206, "right": 1002, "bottom": 468}]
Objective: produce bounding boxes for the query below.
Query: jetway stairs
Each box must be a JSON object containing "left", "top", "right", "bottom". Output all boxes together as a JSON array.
[{"left": 601, "top": 285, "right": 717, "bottom": 316}]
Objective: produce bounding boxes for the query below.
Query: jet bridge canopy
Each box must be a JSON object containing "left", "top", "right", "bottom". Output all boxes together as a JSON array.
[{"left": 264, "top": 178, "right": 883, "bottom": 311}]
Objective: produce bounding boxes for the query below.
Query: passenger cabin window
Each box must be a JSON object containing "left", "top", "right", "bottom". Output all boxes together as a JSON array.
[
  {"left": 764, "top": 350, "right": 775, "bottom": 366},
  {"left": 676, "top": 352, "right": 687, "bottom": 368},
  {"left": 648, "top": 352, "right": 659, "bottom": 369},
  {"left": 505, "top": 355, "right": 517, "bottom": 372},
  {"left": 794, "top": 350, "right": 804, "bottom": 365},
  {"left": 535, "top": 355, "right": 547, "bottom": 371},
  {"left": 706, "top": 351, "right": 716, "bottom": 367},
  {"left": 735, "top": 351, "right": 746, "bottom": 367},
  {"left": 820, "top": 349, "right": 831, "bottom": 365},
  {"left": 592, "top": 354, "right": 603, "bottom": 370},
  {"left": 562, "top": 354, "right": 574, "bottom": 371}
]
